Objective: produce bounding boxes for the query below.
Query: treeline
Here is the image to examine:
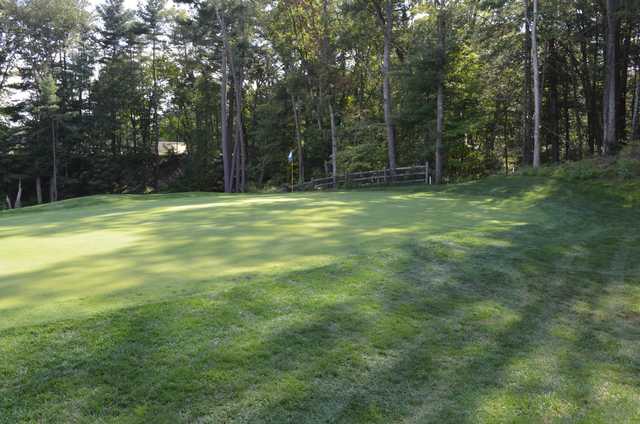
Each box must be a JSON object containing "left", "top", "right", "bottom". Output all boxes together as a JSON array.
[{"left": 1, "top": 0, "right": 639, "bottom": 206}]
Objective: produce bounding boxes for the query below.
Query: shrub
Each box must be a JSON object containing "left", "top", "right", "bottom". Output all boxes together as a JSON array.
[
  {"left": 552, "top": 159, "right": 606, "bottom": 180},
  {"left": 615, "top": 159, "right": 640, "bottom": 179}
]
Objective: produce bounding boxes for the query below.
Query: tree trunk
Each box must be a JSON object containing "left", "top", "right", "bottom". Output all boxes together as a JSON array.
[
  {"left": 603, "top": 0, "right": 619, "bottom": 154},
  {"left": 152, "top": 32, "right": 160, "bottom": 190},
  {"left": 435, "top": 0, "right": 446, "bottom": 184},
  {"left": 5, "top": 195, "right": 12, "bottom": 209},
  {"left": 632, "top": 66, "right": 640, "bottom": 140},
  {"left": 579, "top": 37, "right": 599, "bottom": 155},
  {"left": 572, "top": 79, "right": 586, "bottom": 159},
  {"left": 291, "top": 95, "right": 304, "bottom": 185},
  {"left": 521, "top": 0, "right": 533, "bottom": 165},
  {"left": 225, "top": 27, "right": 246, "bottom": 193},
  {"left": 531, "top": 0, "right": 542, "bottom": 168},
  {"left": 14, "top": 178, "right": 22, "bottom": 209},
  {"left": 216, "top": 7, "right": 232, "bottom": 192},
  {"left": 36, "top": 176, "right": 42, "bottom": 204},
  {"left": 617, "top": 24, "right": 631, "bottom": 141},
  {"left": 329, "top": 102, "right": 338, "bottom": 187},
  {"left": 382, "top": 0, "right": 397, "bottom": 172},
  {"left": 547, "top": 39, "right": 560, "bottom": 162},
  {"left": 531, "top": 0, "right": 541, "bottom": 168},
  {"left": 50, "top": 118, "right": 58, "bottom": 202},
  {"left": 563, "top": 79, "right": 571, "bottom": 161}
]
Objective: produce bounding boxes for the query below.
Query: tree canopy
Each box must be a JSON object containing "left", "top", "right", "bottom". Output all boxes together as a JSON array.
[{"left": 1, "top": 0, "right": 639, "bottom": 203}]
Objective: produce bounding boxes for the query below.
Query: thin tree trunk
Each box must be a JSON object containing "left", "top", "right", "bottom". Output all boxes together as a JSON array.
[
  {"left": 531, "top": 0, "right": 541, "bottom": 168},
  {"left": 603, "top": 0, "right": 619, "bottom": 154},
  {"left": 563, "top": 79, "right": 571, "bottom": 161},
  {"left": 229, "top": 43, "right": 246, "bottom": 193},
  {"left": 522, "top": 0, "right": 533, "bottom": 165},
  {"left": 291, "top": 95, "right": 304, "bottom": 184},
  {"left": 547, "top": 39, "right": 560, "bottom": 162},
  {"left": 216, "top": 7, "right": 232, "bottom": 192},
  {"left": 572, "top": 80, "right": 586, "bottom": 159},
  {"left": 435, "top": 0, "right": 446, "bottom": 183},
  {"left": 329, "top": 103, "right": 338, "bottom": 187},
  {"left": 231, "top": 135, "right": 240, "bottom": 192},
  {"left": 14, "top": 178, "right": 22, "bottom": 209},
  {"left": 5, "top": 195, "right": 12, "bottom": 209},
  {"left": 579, "top": 37, "right": 598, "bottom": 155},
  {"left": 51, "top": 118, "right": 58, "bottom": 202},
  {"left": 36, "top": 176, "right": 42, "bottom": 204},
  {"left": 382, "top": 0, "right": 397, "bottom": 172},
  {"left": 632, "top": 65, "right": 640, "bottom": 140},
  {"left": 617, "top": 24, "right": 631, "bottom": 141},
  {"left": 152, "top": 31, "right": 160, "bottom": 190}
]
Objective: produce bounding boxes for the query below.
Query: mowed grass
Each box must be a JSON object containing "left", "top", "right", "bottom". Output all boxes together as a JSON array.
[{"left": 1, "top": 176, "right": 640, "bottom": 423}]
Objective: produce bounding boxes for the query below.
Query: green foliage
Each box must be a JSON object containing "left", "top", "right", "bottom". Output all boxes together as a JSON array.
[
  {"left": 0, "top": 0, "right": 637, "bottom": 199},
  {"left": 614, "top": 158, "right": 640, "bottom": 179},
  {"left": 551, "top": 159, "right": 607, "bottom": 180}
]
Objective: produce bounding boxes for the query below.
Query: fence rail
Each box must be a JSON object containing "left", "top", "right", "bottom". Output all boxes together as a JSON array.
[{"left": 293, "top": 163, "right": 433, "bottom": 191}]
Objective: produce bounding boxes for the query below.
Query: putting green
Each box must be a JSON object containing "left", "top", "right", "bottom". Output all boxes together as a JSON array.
[{"left": 1, "top": 178, "right": 548, "bottom": 330}]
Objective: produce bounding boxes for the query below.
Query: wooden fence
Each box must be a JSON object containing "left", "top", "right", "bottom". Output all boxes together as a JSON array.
[{"left": 294, "top": 163, "right": 433, "bottom": 191}]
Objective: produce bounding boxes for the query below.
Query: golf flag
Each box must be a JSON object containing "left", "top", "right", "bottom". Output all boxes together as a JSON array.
[{"left": 288, "top": 150, "right": 294, "bottom": 163}]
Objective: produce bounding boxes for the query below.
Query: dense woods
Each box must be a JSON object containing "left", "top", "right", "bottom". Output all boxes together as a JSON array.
[{"left": 1, "top": 0, "right": 639, "bottom": 205}]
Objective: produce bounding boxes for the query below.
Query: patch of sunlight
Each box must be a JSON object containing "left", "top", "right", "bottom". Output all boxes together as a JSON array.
[
  {"left": 460, "top": 300, "right": 520, "bottom": 332},
  {"left": 549, "top": 322, "right": 579, "bottom": 343},
  {"left": 476, "top": 342, "right": 579, "bottom": 422},
  {"left": 592, "top": 379, "right": 640, "bottom": 406},
  {"left": 0, "top": 230, "right": 142, "bottom": 276},
  {"left": 476, "top": 391, "right": 576, "bottom": 423},
  {"left": 389, "top": 194, "right": 458, "bottom": 202},
  {"left": 159, "top": 196, "right": 304, "bottom": 213},
  {"left": 359, "top": 227, "right": 414, "bottom": 237}
]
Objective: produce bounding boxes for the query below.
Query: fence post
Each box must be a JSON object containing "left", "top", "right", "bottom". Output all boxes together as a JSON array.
[{"left": 425, "top": 161, "right": 429, "bottom": 184}]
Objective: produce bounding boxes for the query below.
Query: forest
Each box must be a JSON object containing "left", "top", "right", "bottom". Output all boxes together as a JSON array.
[{"left": 1, "top": 0, "right": 639, "bottom": 204}]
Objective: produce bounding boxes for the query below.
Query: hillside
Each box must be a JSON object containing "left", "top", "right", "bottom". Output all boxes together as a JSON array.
[{"left": 1, "top": 175, "right": 640, "bottom": 422}]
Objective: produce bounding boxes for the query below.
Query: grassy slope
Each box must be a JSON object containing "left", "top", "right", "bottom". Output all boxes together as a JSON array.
[{"left": 1, "top": 176, "right": 640, "bottom": 423}]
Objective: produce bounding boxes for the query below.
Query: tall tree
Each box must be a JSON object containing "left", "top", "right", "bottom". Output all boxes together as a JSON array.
[
  {"left": 139, "top": 0, "right": 166, "bottom": 187},
  {"left": 603, "top": 0, "right": 620, "bottom": 154},
  {"left": 531, "top": 0, "right": 541, "bottom": 168},
  {"left": 216, "top": 6, "right": 232, "bottom": 192},
  {"left": 521, "top": 0, "right": 533, "bottom": 165},
  {"left": 37, "top": 73, "right": 59, "bottom": 201},
  {"left": 380, "top": 0, "right": 397, "bottom": 172},
  {"left": 434, "top": 0, "right": 446, "bottom": 184}
]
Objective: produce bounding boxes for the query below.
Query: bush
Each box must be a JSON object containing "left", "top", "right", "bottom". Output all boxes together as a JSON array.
[
  {"left": 615, "top": 159, "right": 640, "bottom": 179},
  {"left": 552, "top": 159, "right": 606, "bottom": 180}
]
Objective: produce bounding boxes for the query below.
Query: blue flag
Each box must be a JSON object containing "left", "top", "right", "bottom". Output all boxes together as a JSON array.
[{"left": 288, "top": 150, "right": 294, "bottom": 163}]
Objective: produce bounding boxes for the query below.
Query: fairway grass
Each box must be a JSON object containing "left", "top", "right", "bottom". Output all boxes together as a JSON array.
[{"left": 1, "top": 176, "right": 640, "bottom": 422}]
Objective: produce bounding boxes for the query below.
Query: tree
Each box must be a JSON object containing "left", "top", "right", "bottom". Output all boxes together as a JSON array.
[
  {"left": 434, "top": 0, "right": 446, "bottom": 184},
  {"left": 603, "top": 0, "right": 620, "bottom": 154},
  {"left": 521, "top": 0, "right": 533, "bottom": 165},
  {"left": 531, "top": 0, "right": 541, "bottom": 168},
  {"left": 380, "top": 0, "right": 397, "bottom": 172},
  {"left": 139, "top": 0, "right": 166, "bottom": 187},
  {"left": 36, "top": 73, "right": 59, "bottom": 201},
  {"left": 0, "top": 0, "right": 22, "bottom": 93}
]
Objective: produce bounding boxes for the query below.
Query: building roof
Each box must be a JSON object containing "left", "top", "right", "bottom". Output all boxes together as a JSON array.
[{"left": 158, "top": 141, "right": 187, "bottom": 156}]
